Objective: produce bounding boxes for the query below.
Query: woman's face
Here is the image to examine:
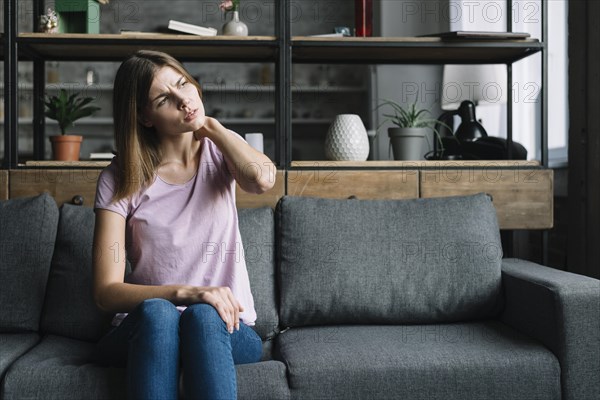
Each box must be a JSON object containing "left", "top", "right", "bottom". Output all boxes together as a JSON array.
[{"left": 142, "top": 66, "right": 205, "bottom": 137}]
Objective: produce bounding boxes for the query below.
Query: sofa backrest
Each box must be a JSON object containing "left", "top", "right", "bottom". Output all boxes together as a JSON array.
[
  {"left": 40, "top": 203, "right": 113, "bottom": 342},
  {"left": 276, "top": 193, "right": 504, "bottom": 328},
  {"left": 38, "top": 203, "right": 279, "bottom": 342},
  {"left": 0, "top": 193, "right": 59, "bottom": 332},
  {"left": 237, "top": 208, "right": 279, "bottom": 340}
]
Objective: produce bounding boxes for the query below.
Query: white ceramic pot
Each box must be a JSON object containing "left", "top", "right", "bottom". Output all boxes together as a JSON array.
[
  {"left": 222, "top": 11, "right": 248, "bottom": 36},
  {"left": 325, "top": 114, "right": 370, "bottom": 161}
]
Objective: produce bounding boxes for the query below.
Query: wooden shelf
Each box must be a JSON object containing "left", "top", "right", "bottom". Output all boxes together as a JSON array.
[
  {"left": 22, "top": 160, "right": 111, "bottom": 167},
  {"left": 17, "top": 33, "right": 278, "bottom": 62},
  {"left": 292, "top": 36, "right": 543, "bottom": 64},
  {"left": 12, "top": 34, "right": 542, "bottom": 64},
  {"left": 291, "top": 160, "right": 542, "bottom": 169}
]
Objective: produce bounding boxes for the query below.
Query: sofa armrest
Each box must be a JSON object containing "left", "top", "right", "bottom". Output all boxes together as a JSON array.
[{"left": 500, "top": 258, "right": 600, "bottom": 400}]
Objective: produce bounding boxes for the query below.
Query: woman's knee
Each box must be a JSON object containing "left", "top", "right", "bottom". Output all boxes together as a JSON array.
[
  {"left": 180, "top": 303, "right": 224, "bottom": 332},
  {"left": 134, "top": 298, "right": 180, "bottom": 332}
]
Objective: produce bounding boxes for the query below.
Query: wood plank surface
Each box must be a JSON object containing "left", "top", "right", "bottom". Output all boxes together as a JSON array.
[
  {"left": 236, "top": 171, "right": 285, "bottom": 208},
  {"left": 10, "top": 169, "right": 285, "bottom": 209},
  {"left": 292, "top": 160, "right": 541, "bottom": 168},
  {"left": 18, "top": 33, "right": 277, "bottom": 61},
  {"left": 287, "top": 170, "right": 419, "bottom": 200},
  {"left": 19, "top": 33, "right": 276, "bottom": 41},
  {"left": 420, "top": 168, "right": 553, "bottom": 229},
  {"left": 10, "top": 169, "right": 102, "bottom": 207},
  {"left": 0, "top": 171, "right": 8, "bottom": 201},
  {"left": 24, "top": 160, "right": 111, "bottom": 167}
]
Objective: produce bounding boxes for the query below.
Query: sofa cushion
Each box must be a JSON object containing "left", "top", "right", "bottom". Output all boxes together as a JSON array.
[
  {"left": 0, "top": 193, "right": 59, "bottom": 332},
  {"left": 1, "top": 335, "right": 290, "bottom": 400},
  {"left": 0, "top": 333, "right": 39, "bottom": 381},
  {"left": 238, "top": 207, "right": 279, "bottom": 341},
  {"left": 277, "top": 194, "right": 503, "bottom": 327},
  {"left": 39, "top": 205, "right": 278, "bottom": 343},
  {"left": 274, "top": 321, "right": 560, "bottom": 400},
  {"left": 40, "top": 204, "right": 113, "bottom": 342}
]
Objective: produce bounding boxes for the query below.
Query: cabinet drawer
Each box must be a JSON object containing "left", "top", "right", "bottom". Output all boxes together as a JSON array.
[
  {"left": 236, "top": 170, "right": 285, "bottom": 208},
  {"left": 287, "top": 170, "right": 419, "bottom": 200},
  {"left": 420, "top": 168, "right": 553, "bottom": 229},
  {"left": 10, "top": 169, "right": 102, "bottom": 207},
  {"left": 1, "top": 171, "right": 8, "bottom": 201}
]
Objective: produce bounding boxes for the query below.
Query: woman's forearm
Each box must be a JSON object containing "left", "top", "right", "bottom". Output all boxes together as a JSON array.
[
  {"left": 95, "top": 282, "right": 199, "bottom": 314},
  {"left": 95, "top": 282, "right": 245, "bottom": 333},
  {"left": 196, "top": 117, "right": 276, "bottom": 194}
]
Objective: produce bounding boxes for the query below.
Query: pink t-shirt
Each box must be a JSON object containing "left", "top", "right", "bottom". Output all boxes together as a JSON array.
[{"left": 94, "top": 137, "right": 257, "bottom": 327}]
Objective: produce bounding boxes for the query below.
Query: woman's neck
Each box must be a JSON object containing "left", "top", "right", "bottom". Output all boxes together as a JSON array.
[{"left": 158, "top": 132, "right": 202, "bottom": 167}]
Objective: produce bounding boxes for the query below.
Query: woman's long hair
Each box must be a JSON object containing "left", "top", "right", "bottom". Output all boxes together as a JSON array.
[{"left": 111, "top": 50, "right": 202, "bottom": 203}]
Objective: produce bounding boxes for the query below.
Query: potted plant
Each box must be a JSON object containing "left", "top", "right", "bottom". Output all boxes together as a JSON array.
[
  {"left": 44, "top": 89, "right": 100, "bottom": 161},
  {"left": 377, "top": 99, "right": 452, "bottom": 160}
]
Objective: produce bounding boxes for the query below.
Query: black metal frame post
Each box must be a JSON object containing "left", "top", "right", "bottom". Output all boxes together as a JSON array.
[
  {"left": 3, "top": 0, "right": 19, "bottom": 168},
  {"left": 541, "top": 0, "right": 549, "bottom": 169},
  {"left": 506, "top": 0, "right": 513, "bottom": 161},
  {"left": 32, "top": 59, "right": 45, "bottom": 160},
  {"left": 275, "top": 0, "right": 291, "bottom": 169},
  {"left": 32, "top": 0, "right": 46, "bottom": 160},
  {"left": 541, "top": 0, "right": 549, "bottom": 266}
]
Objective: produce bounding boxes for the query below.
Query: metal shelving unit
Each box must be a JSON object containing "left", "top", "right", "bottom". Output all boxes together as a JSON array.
[{"left": 3, "top": 0, "right": 548, "bottom": 171}]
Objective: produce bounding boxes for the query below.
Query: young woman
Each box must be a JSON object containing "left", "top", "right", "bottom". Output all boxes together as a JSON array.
[{"left": 92, "top": 50, "right": 275, "bottom": 399}]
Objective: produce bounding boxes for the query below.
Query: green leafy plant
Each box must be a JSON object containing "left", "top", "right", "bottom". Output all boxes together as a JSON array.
[
  {"left": 44, "top": 89, "right": 101, "bottom": 135},
  {"left": 376, "top": 99, "right": 455, "bottom": 158},
  {"left": 377, "top": 99, "right": 442, "bottom": 129}
]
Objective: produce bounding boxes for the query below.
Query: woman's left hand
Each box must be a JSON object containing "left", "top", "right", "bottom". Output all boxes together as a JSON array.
[{"left": 193, "top": 116, "right": 221, "bottom": 141}]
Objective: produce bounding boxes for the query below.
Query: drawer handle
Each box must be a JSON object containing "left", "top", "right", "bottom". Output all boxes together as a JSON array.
[{"left": 71, "top": 195, "right": 84, "bottom": 206}]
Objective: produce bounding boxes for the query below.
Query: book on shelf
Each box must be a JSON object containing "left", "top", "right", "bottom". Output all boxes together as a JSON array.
[
  {"left": 90, "top": 152, "right": 116, "bottom": 160},
  {"left": 119, "top": 30, "right": 165, "bottom": 36},
  {"left": 309, "top": 33, "right": 345, "bottom": 38},
  {"left": 167, "top": 20, "right": 218, "bottom": 36},
  {"left": 419, "top": 31, "right": 531, "bottom": 39}
]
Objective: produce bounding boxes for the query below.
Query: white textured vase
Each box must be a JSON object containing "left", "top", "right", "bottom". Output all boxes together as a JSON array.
[
  {"left": 325, "top": 114, "right": 370, "bottom": 161},
  {"left": 222, "top": 11, "right": 248, "bottom": 36}
]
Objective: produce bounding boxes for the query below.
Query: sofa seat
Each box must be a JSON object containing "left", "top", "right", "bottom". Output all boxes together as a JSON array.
[
  {"left": 2, "top": 335, "right": 290, "bottom": 400},
  {"left": 0, "top": 334, "right": 39, "bottom": 381},
  {"left": 274, "top": 321, "right": 561, "bottom": 400}
]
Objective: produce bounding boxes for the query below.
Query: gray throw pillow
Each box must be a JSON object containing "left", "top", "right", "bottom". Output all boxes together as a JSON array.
[
  {"left": 40, "top": 204, "right": 112, "bottom": 342},
  {"left": 0, "top": 193, "right": 59, "bottom": 332},
  {"left": 277, "top": 193, "right": 504, "bottom": 327},
  {"left": 238, "top": 207, "right": 279, "bottom": 341}
]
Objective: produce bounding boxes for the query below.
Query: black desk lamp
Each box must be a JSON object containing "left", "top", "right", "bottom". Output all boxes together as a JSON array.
[
  {"left": 454, "top": 100, "right": 488, "bottom": 142},
  {"left": 431, "top": 100, "right": 527, "bottom": 160}
]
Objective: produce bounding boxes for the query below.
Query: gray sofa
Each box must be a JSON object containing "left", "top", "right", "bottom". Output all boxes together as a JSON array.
[{"left": 0, "top": 192, "right": 598, "bottom": 400}]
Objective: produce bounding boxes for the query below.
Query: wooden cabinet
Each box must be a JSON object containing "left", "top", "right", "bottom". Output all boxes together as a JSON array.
[
  {"left": 0, "top": 171, "right": 8, "bottom": 200},
  {"left": 5, "top": 162, "right": 552, "bottom": 230},
  {"left": 287, "top": 169, "right": 418, "bottom": 200},
  {"left": 420, "top": 167, "right": 553, "bottom": 230},
  {"left": 8, "top": 168, "right": 286, "bottom": 209},
  {"left": 289, "top": 161, "right": 553, "bottom": 230},
  {"left": 9, "top": 169, "right": 102, "bottom": 207},
  {"left": 236, "top": 170, "right": 285, "bottom": 209}
]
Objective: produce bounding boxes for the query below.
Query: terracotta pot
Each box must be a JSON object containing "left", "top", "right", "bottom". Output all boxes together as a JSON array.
[{"left": 49, "top": 135, "right": 83, "bottom": 161}]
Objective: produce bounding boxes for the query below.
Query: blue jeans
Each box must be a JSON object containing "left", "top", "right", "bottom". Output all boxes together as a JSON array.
[{"left": 93, "top": 298, "right": 263, "bottom": 400}]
